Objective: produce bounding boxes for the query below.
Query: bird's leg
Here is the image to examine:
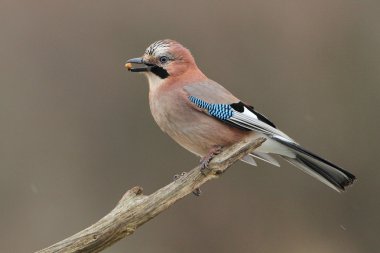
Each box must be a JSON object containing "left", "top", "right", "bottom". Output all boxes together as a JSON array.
[
  {"left": 173, "top": 172, "right": 202, "bottom": 197},
  {"left": 200, "top": 145, "right": 223, "bottom": 174}
]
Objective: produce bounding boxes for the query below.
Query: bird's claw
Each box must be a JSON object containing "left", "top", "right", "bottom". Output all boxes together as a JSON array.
[
  {"left": 173, "top": 172, "right": 202, "bottom": 197},
  {"left": 192, "top": 187, "right": 202, "bottom": 196},
  {"left": 200, "top": 146, "right": 223, "bottom": 175},
  {"left": 200, "top": 159, "right": 211, "bottom": 175}
]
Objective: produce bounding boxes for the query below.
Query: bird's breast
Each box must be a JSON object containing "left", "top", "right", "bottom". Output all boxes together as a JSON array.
[{"left": 149, "top": 88, "right": 189, "bottom": 134}]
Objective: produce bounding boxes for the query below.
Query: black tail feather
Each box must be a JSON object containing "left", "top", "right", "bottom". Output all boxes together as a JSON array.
[
  {"left": 296, "top": 154, "right": 354, "bottom": 190},
  {"left": 273, "top": 135, "right": 356, "bottom": 191}
]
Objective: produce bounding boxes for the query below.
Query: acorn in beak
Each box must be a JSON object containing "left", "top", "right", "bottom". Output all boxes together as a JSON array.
[{"left": 125, "top": 57, "right": 150, "bottom": 72}]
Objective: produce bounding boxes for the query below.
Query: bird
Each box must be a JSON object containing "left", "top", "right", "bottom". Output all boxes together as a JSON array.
[{"left": 125, "top": 39, "right": 356, "bottom": 192}]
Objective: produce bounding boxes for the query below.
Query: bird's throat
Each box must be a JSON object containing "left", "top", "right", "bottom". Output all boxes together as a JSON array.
[{"left": 146, "top": 72, "right": 166, "bottom": 91}]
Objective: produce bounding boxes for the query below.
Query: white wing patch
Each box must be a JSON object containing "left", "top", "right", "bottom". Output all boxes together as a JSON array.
[
  {"left": 228, "top": 109, "right": 278, "bottom": 136},
  {"left": 240, "top": 106, "right": 258, "bottom": 120}
]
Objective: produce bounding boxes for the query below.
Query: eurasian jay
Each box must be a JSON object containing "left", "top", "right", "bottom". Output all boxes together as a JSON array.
[{"left": 125, "top": 39, "right": 356, "bottom": 192}]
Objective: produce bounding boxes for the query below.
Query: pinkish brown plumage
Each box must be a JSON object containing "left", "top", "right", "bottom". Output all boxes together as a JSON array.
[{"left": 126, "top": 39, "right": 355, "bottom": 192}]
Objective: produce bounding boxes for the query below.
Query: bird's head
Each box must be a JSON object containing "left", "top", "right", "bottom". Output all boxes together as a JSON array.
[{"left": 126, "top": 40, "right": 200, "bottom": 88}]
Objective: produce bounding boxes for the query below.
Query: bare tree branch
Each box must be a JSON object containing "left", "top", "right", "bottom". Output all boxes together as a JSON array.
[{"left": 35, "top": 136, "right": 266, "bottom": 253}]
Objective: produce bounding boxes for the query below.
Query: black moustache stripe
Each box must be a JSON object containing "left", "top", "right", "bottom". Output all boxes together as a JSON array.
[{"left": 150, "top": 66, "right": 169, "bottom": 79}]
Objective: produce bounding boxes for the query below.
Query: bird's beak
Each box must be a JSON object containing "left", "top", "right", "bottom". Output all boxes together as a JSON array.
[{"left": 125, "top": 57, "right": 150, "bottom": 72}]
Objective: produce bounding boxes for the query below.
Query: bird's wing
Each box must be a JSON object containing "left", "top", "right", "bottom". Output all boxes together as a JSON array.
[
  {"left": 184, "top": 82, "right": 356, "bottom": 192},
  {"left": 183, "top": 82, "right": 289, "bottom": 139}
]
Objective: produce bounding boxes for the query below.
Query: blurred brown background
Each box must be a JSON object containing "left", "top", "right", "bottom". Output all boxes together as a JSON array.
[{"left": 0, "top": 0, "right": 379, "bottom": 252}]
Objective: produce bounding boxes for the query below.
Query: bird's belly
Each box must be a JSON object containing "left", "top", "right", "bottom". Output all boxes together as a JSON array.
[{"left": 158, "top": 108, "right": 250, "bottom": 157}]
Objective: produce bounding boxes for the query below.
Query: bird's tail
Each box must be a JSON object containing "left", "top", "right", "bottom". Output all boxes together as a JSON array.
[{"left": 272, "top": 135, "right": 356, "bottom": 192}]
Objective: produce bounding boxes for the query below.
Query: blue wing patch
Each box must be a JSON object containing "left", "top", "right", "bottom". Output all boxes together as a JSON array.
[
  {"left": 188, "top": 96, "right": 233, "bottom": 120},
  {"left": 188, "top": 96, "right": 280, "bottom": 136}
]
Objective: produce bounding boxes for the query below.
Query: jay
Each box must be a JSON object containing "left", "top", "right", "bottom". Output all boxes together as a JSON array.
[{"left": 126, "top": 39, "right": 355, "bottom": 192}]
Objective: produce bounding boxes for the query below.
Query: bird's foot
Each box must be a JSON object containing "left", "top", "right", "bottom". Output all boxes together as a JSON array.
[
  {"left": 173, "top": 172, "right": 202, "bottom": 197},
  {"left": 200, "top": 145, "right": 223, "bottom": 175}
]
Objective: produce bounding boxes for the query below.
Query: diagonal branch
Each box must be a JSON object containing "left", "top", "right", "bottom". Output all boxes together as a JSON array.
[{"left": 35, "top": 136, "right": 266, "bottom": 253}]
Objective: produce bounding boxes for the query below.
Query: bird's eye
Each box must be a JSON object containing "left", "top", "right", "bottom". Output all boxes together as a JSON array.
[{"left": 159, "top": 56, "right": 169, "bottom": 64}]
